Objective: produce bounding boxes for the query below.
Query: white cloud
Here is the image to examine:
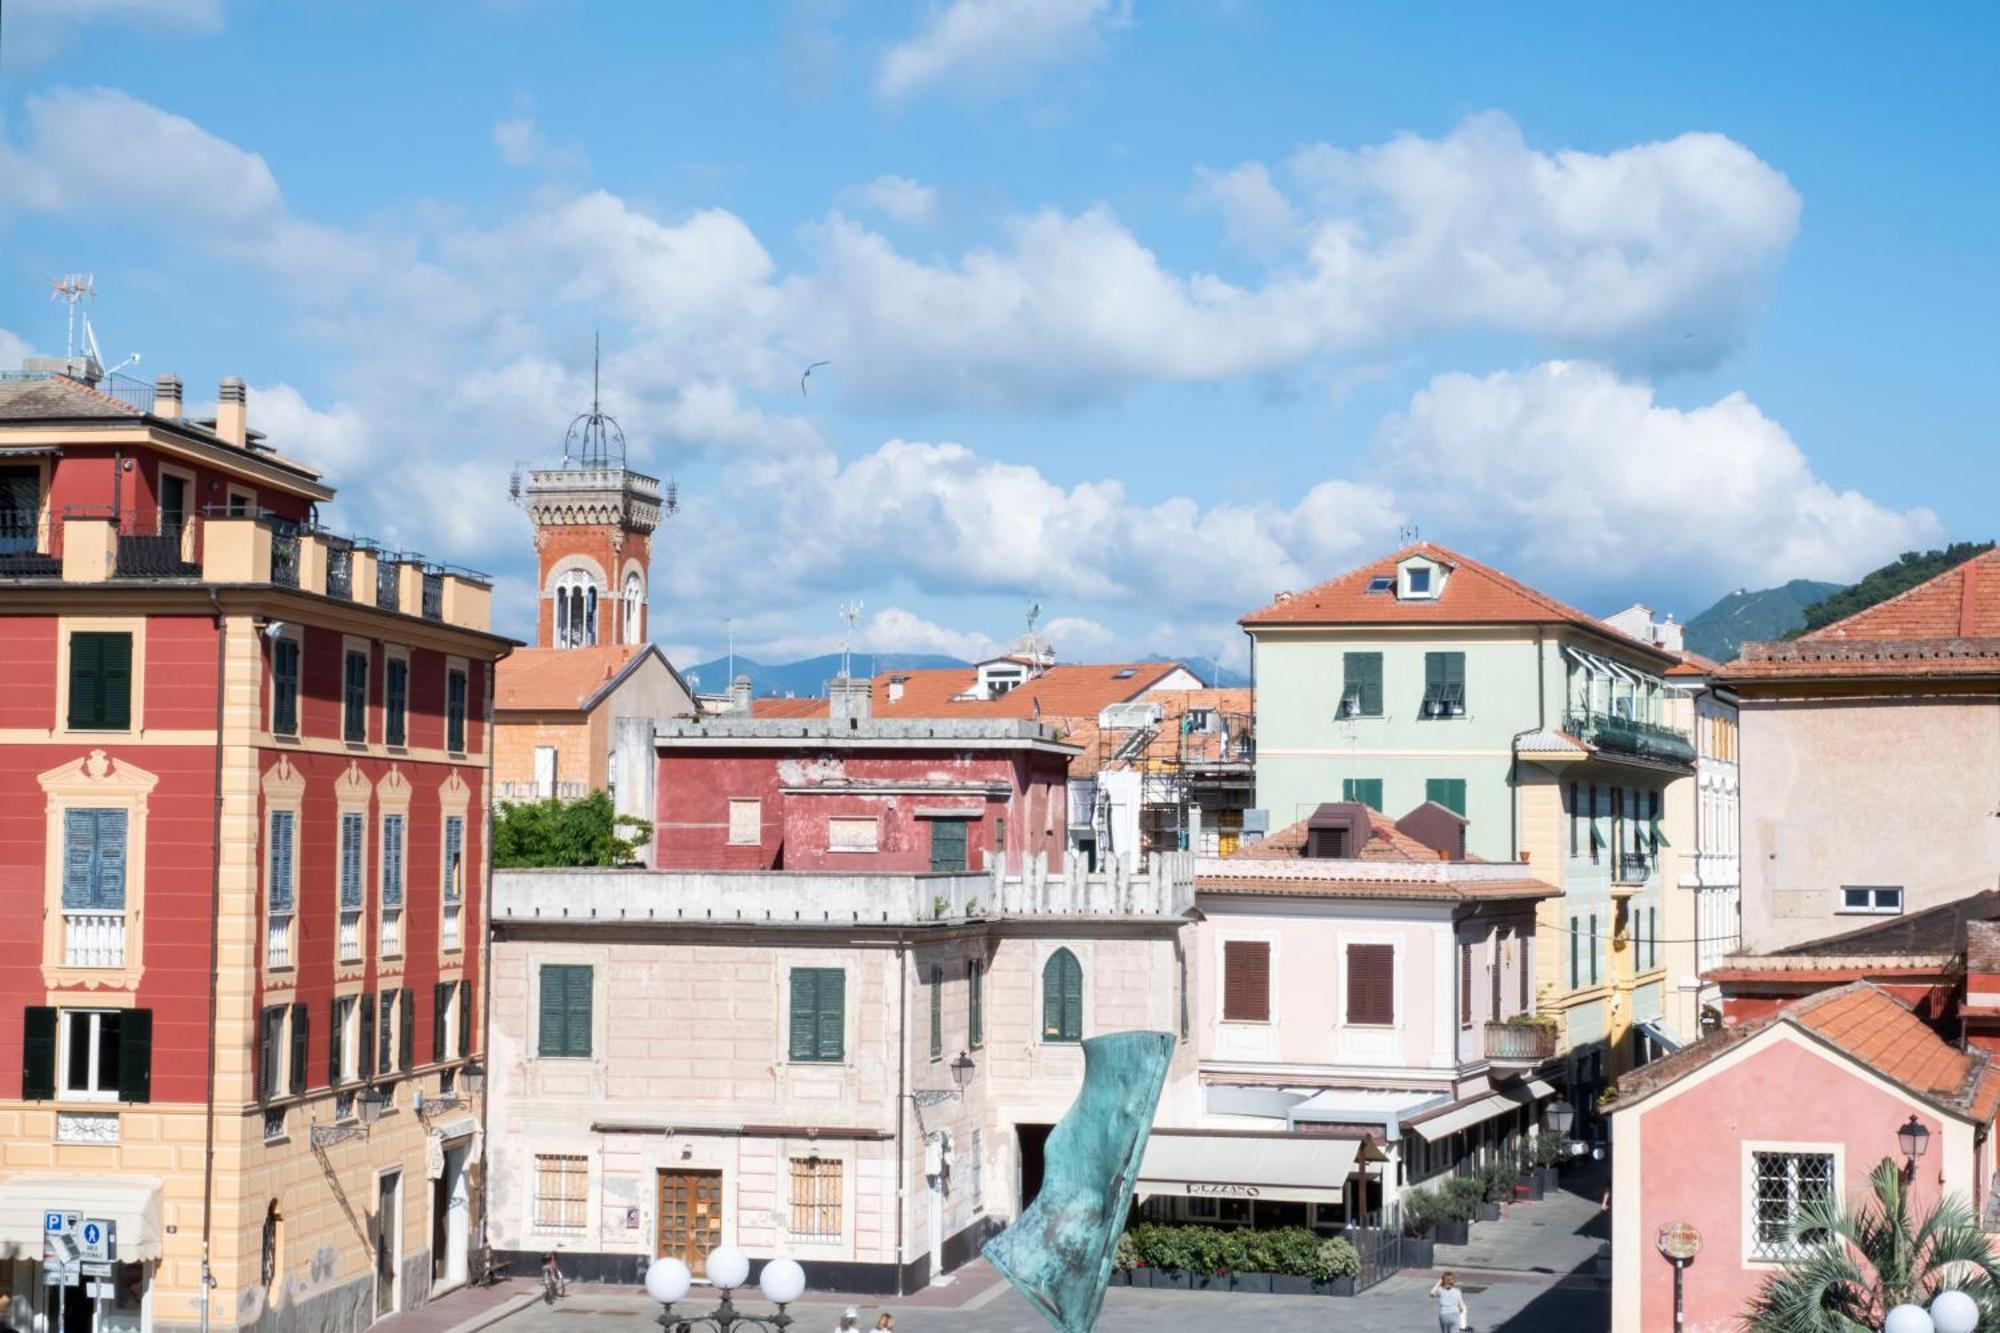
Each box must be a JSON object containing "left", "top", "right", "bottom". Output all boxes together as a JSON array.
[
  {"left": 1, "top": 0, "right": 222, "bottom": 67},
  {"left": 1373, "top": 361, "right": 1942, "bottom": 594},
  {"left": 492, "top": 116, "right": 589, "bottom": 175},
  {"left": 838, "top": 175, "right": 941, "bottom": 226},
  {"left": 1190, "top": 162, "right": 1298, "bottom": 258},
  {"left": 863, "top": 607, "right": 1001, "bottom": 660},
  {"left": 877, "top": 0, "right": 1130, "bottom": 103},
  {"left": 0, "top": 328, "right": 36, "bottom": 368}
]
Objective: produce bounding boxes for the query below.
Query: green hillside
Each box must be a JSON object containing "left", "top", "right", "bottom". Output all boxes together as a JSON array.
[
  {"left": 1682, "top": 580, "right": 1841, "bottom": 661},
  {"left": 1792, "top": 542, "right": 1996, "bottom": 636}
]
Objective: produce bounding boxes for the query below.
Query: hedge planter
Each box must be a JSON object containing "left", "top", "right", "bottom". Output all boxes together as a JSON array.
[
  {"left": 1113, "top": 1268, "right": 1366, "bottom": 1298},
  {"left": 1434, "top": 1219, "right": 1471, "bottom": 1245},
  {"left": 1517, "top": 1172, "right": 1545, "bottom": 1202},
  {"left": 1539, "top": 1166, "right": 1562, "bottom": 1194},
  {"left": 1475, "top": 1202, "right": 1502, "bottom": 1223},
  {"left": 1232, "top": 1272, "right": 1274, "bottom": 1294},
  {"left": 1403, "top": 1238, "right": 1436, "bottom": 1270}
]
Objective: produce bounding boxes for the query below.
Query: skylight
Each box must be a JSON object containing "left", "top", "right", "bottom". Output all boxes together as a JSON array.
[
  {"left": 1365, "top": 576, "right": 1395, "bottom": 594},
  {"left": 1112, "top": 668, "right": 1137, "bottom": 679}
]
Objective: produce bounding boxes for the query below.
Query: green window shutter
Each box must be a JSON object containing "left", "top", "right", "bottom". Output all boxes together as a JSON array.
[
  {"left": 435, "top": 983, "right": 451, "bottom": 1063},
  {"left": 1589, "top": 914, "right": 1599, "bottom": 985},
  {"left": 565, "top": 966, "right": 593, "bottom": 1058},
  {"left": 817, "top": 969, "right": 845, "bottom": 1061},
  {"left": 118, "top": 1008, "right": 152, "bottom": 1104},
  {"left": 1569, "top": 919, "right": 1579, "bottom": 989},
  {"left": 378, "top": 993, "right": 394, "bottom": 1073},
  {"left": 359, "top": 992, "right": 375, "bottom": 1079},
  {"left": 1340, "top": 652, "right": 1383, "bottom": 716},
  {"left": 1043, "top": 949, "right": 1083, "bottom": 1042},
  {"left": 344, "top": 651, "right": 367, "bottom": 743},
  {"left": 290, "top": 1002, "right": 309, "bottom": 1094},
  {"left": 448, "top": 670, "right": 467, "bottom": 752},
  {"left": 386, "top": 659, "right": 407, "bottom": 747},
  {"left": 1426, "top": 779, "right": 1467, "bottom": 817},
  {"left": 1041, "top": 956, "right": 1062, "bottom": 1040},
  {"left": 788, "top": 969, "right": 817, "bottom": 1061},
  {"left": 400, "top": 989, "right": 415, "bottom": 1071},
  {"left": 968, "top": 960, "right": 983, "bottom": 1049},
  {"left": 273, "top": 638, "right": 299, "bottom": 735},
  {"left": 68, "top": 632, "right": 103, "bottom": 728},
  {"left": 257, "top": 1007, "right": 283, "bottom": 1101},
  {"left": 1065, "top": 954, "right": 1083, "bottom": 1041},
  {"left": 1342, "top": 778, "right": 1382, "bottom": 811},
  {"left": 459, "top": 982, "right": 473, "bottom": 1060},
  {"left": 102, "top": 632, "right": 131, "bottom": 728},
  {"left": 23, "top": 1007, "right": 57, "bottom": 1101},
  {"left": 930, "top": 966, "right": 943, "bottom": 1060},
  {"left": 929, "top": 819, "right": 969, "bottom": 873},
  {"left": 539, "top": 967, "right": 566, "bottom": 1057}
]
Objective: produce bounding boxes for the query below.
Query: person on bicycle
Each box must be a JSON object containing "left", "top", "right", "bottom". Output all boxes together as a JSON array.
[{"left": 541, "top": 1251, "right": 567, "bottom": 1299}]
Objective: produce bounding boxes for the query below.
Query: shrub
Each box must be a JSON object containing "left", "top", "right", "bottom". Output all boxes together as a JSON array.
[
  {"left": 1311, "top": 1238, "right": 1361, "bottom": 1283},
  {"left": 1114, "top": 1231, "right": 1141, "bottom": 1270},
  {"left": 1533, "top": 1133, "right": 1569, "bottom": 1168},
  {"left": 1479, "top": 1160, "right": 1518, "bottom": 1201},
  {"left": 1400, "top": 1184, "right": 1442, "bottom": 1235},
  {"left": 1436, "top": 1174, "right": 1484, "bottom": 1222}
]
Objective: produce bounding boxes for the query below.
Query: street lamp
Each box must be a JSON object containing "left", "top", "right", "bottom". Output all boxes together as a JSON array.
[
  {"left": 646, "top": 1247, "right": 806, "bottom": 1331},
  {"left": 1897, "top": 1115, "right": 1930, "bottom": 1182},
  {"left": 1545, "top": 1098, "right": 1575, "bottom": 1136},
  {"left": 460, "top": 1060, "right": 486, "bottom": 1097},
  {"left": 309, "top": 1084, "right": 392, "bottom": 1147},
  {"left": 950, "top": 1051, "right": 975, "bottom": 1089}
]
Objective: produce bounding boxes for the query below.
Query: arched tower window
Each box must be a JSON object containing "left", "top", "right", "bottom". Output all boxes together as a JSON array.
[
  {"left": 552, "top": 570, "right": 600, "bottom": 648},
  {"left": 623, "top": 572, "right": 644, "bottom": 644}
]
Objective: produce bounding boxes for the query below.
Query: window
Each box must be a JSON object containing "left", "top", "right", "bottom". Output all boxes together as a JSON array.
[
  {"left": 1405, "top": 565, "right": 1433, "bottom": 596},
  {"left": 1569, "top": 916, "right": 1580, "bottom": 989},
  {"left": 790, "top": 1157, "right": 843, "bottom": 1240},
  {"left": 1750, "top": 1151, "right": 1834, "bottom": 1260},
  {"left": 267, "top": 810, "right": 295, "bottom": 968},
  {"left": 624, "top": 572, "right": 644, "bottom": 643},
  {"left": 68, "top": 631, "right": 133, "bottom": 730},
  {"left": 1426, "top": 778, "right": 1467, "bottom": 817},
  {"left": 378, "top": 991, "right": 396, "bottom": 1074},
  {"left": 446, "top": 668, "right": 467, "bottom": 753},
  {"left": 257, "top": 1005, "right": 286, "bottom": 1102},
  {"left": 1042, "top": 949, "right": 1083, "bottom": 1043},
  {"left": 1364, "top": 575, "right": 1395, "bottom": 594},
  {"left": 1590, "top": 783, "right": 1603, "bottom": 864},
  {"left": 1841, "top": 886, "right": 1903, "bottom": 915},
  {"left": 1178, "top": 948, "right": 1189, "bottom": 1040},
  {"left": 1646, "top": 907, "right": 1658, "bottom": 969},
  {"left": 50, "top": 1009, "right": 139, "bottom": 1102},
  {"left": 1345, "top": 944, "right": 1394, "bottom": 1026},
  {"left": 930, "top": 965, "right": 944, "bottom": 1061},
  {"left": 534, "top": 1155, "right": 589, "bottom": 1232},
  {"left": 553, "top": 572, "right": 600, "bottom": 649},
  {"left": 289, "top": 1002, "right": 310, "bottom": 1095},
  {"left": 384, "top": 657, "right": 408, "bottom": 747},
  {"left": 788, "top": 967, "right": 846, "bottom": 1062},
  {"left": 1520, "top": 936, "right": 1532, "bottom": 1011},
  {"left": 1490, "top": 936, "right": 1502, "bottom": 1019},
  {"left": 1588, "top": 913, "right": 1599, "bottom": 985},
  {"left": 538, "top": 965, "right": 593, "bottom": 1058},
  {"left": 442, "top": 815, "right": 464, "bottom": 949},
  {"left": 1339, "top": 652, "right": 1383, "bottom": 718},
  {"left": 829, "top": 817, "right": 879, "bottom": 853},
  {"left": 1569, "top": 782, "right": 1579, "bottom": 858},
  {"left": 358, "top": 991, "right": 375, "bottom": 1081},
  {"left": 1459, "top": 942, "right": 1473, "bottom": 1026},
  {"left": 1422, "top": 651, "right": 1465, "bottom": 717},
  {"left": 929, "top": 818, "right": 970, "bottom": 874},
  {"left": 968, "top": 959, "right": 984, "bottom": 1049},
  {"left": 434, "top": 982, "right": 458, "bottom": 1063},
  {"left": 728, "top": 799, "right": 762, "bottom": 846},
  {"left": 1341, "top": 777, "right": 1383, "bottom": 811},
  {"left": 1221, "top": 940, "right": 1271, "bottom": 1023},
  {"left": 62, "top": 808, "right": 128, "bottom": 915},
  {"left": 272, "top": 638, "right": 300, "bottom": 736},
  {"left": 331, "top": 996, "right": 358, "bottom": 1085},
  {"left": 380, "top": 814, "right": 405, "bottom": 956},
  {"left": 341, "top": 649, "right": 368, "bottom": 743},
  {"left": 971, "top": 1127, "right": 985, "bottom": 1212},
  {"left": 338, "top": 813, "right": 364, "bottom": 961}
]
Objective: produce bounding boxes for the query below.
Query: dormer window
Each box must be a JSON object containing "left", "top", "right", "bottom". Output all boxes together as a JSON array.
[
  {"left": 1398, "top": 557, "right": 1444, "bottom": 601},
  {"left": 1406, "top": 567, "right": 1430, "bottom": 594}
]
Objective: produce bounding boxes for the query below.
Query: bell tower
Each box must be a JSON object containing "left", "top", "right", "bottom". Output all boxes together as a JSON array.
[{"left": 518, "top": 340, "right": 674, "bottom": 649}]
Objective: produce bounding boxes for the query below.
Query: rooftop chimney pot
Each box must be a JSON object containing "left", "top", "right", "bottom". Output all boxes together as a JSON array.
[
  {"left": 217, "top": 377, "right": 248, "bottom": 446},
  {"left": 153, "top": 373, "right": 183, "bottom": 419}
]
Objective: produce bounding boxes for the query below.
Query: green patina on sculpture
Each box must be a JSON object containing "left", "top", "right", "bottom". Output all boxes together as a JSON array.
[{"left": 983, "top": 1030, "right": 1174, "bottom": 1333}]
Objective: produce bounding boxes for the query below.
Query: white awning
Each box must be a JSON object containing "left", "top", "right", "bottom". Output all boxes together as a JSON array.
[
  {"left": 1406, "top": 1082, "right": 1549, "bottom": 1141},
  {"left": 1138, "top": 1132, "right": 1362, "bottom": 1204},
  {"left": 1637, "top": 1019, "right": 1687, "bottom": 1054},
  {"left": 0, "top": 1173, "right": 163, "bottom": 1261}
]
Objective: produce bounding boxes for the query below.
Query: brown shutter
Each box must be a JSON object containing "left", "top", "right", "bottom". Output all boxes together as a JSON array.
[
  {"left": 1346, "top": 944, "right": 1394, "bottom": 1026},
  {"left": 1221, "top": 941, "right": 1270, "bottom": 1023},
  {"left": 1459, "top": 942, "right": 1472, "bottom": 1025}
]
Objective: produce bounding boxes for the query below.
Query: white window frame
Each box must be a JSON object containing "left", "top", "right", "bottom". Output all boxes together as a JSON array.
[
  {"left": 333, "top": 994, "right": 360, "bottom": 1086},
  {"left": 728, "top": 798, "right": 762, "bottom": 846},
  {"left": 1743, "top": 1142, "right": 1842, "bottom": 1265},
  {"left": 59, "top": 1009, "right": 122, "bottom": 1103},
  {"left": 1839, "top": 885, "right": 1903, "bottom": 915}
]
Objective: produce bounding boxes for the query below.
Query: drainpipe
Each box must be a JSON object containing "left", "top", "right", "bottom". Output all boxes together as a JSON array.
[
  {"left": 476, "top": 665, "right": 496, "bottom": 1280},
  {"left": 893, "top": 932, "right": 909, "bottom": 1293},
  {"left": 199, "top": 587, "right": 228, "bottom": 1333},
  {"left": 1509, "top": 629, "right": 1547, "bottom": 861}
]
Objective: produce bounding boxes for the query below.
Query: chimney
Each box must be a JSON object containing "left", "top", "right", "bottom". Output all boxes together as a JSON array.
[
  {"left": 888, "top": 675, "right": 907, "bottom": 703},
  {"left": 154, "top": 373, "right": 183, "bottom": 419},
  {"left": 730, "top": 674, "right": 753, "bottom": 715},
  {"left": 216, "top": 377, "right": 248, "bottom": 446},
  {"left": 829, "top": 675, "right": 872, "bottom": 724}
]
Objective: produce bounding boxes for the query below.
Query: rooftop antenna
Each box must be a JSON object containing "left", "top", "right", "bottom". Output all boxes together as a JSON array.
[
  {"left": 1397, "top": 523, "right": 1421, "bottom": 545},
  {"left": 562, "top": 330, "right": 627, "bottom": 469},
  {"left": 838, "top": 600, "right": 862, "bottom": 683},
  {"left": 49, "top": 274, "right": 94, "bottom": 363}
]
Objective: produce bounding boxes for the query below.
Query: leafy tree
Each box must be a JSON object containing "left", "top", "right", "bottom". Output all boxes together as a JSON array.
[
  {"left": 1743, "top": 1157, "right": 2000, "bottom": 1332},
  {"left": 493, "top": 790, "right": 650, "bottom": 868},
  {"left": 1793, "top": 542, "right": 1996, "bottom": 637}
]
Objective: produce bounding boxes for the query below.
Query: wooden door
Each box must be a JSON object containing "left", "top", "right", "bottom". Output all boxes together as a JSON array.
[{"left": 656, "top": 1169, "right": 723, "bottom": 1267}]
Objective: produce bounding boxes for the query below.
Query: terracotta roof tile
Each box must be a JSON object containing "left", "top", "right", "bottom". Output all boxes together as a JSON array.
[
  {"left": 1239, "top": 541, "right": 1675, "bottom": 663},
  {"left": 1724, "top": 551, "right": 2000, "bottom": 681},
  {"left": 1231, "top": 807, "right": 1446, "bottom": 863},
  {"left": 868, "top": 662, "right": 1185, "bottom": 720},
  {"left": 751, "top": 697, "right": 830, "bottom": 719},
  {"left": 1075, "top": 688, "right": 1253, "bottom": 777},
  {"left": 1194, "top": 871, "right": 1557, "bottom": 902},
  {"left": 496, "top": 645, "right": 647, "bottom": 711},
  {"left": 1805, "top": 549, "right": 2000, "bottom": 641}
]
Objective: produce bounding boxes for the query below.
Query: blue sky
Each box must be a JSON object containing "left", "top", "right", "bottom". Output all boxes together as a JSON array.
[{"left": 3, "top": 1, "right": 1994, "bottom": 667}]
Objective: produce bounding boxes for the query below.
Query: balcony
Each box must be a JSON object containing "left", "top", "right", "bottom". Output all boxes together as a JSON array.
[
  {"left": 64, "top": 910, "right": 126, "bottom": 968},
  {"left": 1564, "top": 709, "right": 1695, "bottom": 766},
  {"left": 1614, "top": 851, "right": 1653, "bottom": 888},
  {"left": 1483, "top": 1020, "right": 1557, "bottom": 1070}
]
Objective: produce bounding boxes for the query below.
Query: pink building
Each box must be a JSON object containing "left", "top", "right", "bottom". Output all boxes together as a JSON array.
[
  {"left": 485, "top": 708, "right": 1196, "bottom": 1294},
  {"left": 1607, "top": 981, "right": 2000, "bottom": 1333},
  {"left": 1138, "top": 801, "right": 1560, "bottom": 1232}
]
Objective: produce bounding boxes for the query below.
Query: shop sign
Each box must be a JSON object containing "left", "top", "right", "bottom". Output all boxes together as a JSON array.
[{"left": 1185, "top": 1183, "right": 1261, "bottom": 1197}]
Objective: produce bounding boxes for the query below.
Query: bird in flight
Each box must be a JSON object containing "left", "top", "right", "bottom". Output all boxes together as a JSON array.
[{"left": 801, "top": 360, "right": 831, "bottom": 396}]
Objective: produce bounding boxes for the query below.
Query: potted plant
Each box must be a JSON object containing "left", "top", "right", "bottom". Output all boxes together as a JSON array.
[
  {"left": 1113, "top": 1230, "right": 1143, "bottom": 1287},
  {"left": 1472, "top": 1162, "right": 1514, "bottom": 1221},
  {"left": 1311, "top": 1236, "right": 1361, "bottom": 1296},
  {"left": 1533, "top": 1131, "right": 1567, "bottom": 1192},
  {"left": 1513, "top": 1145, "right": 1544, "bottom": 1201},
  {"left": 1434, "top": 1175, "right": 1481, "bottom": 1244}
]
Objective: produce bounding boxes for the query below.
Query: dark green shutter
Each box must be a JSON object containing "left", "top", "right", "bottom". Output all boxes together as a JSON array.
[
  {"left": 117, "top": 1008, "right": 152, "bottom": 1104},
  {"left": 1426, "top": 779, "right": 1466, "bottom": 816},
  {"left": 101, "top": 632, "right": 131, "bottom": 729},
  {"left": 23, "top": 1007, "right": 56, "bottom": 1101},
  {"left": 1041, "top": 957, "right": 1062, "bottom": 1039},
  {"left": 968, "top": 960, "right": 983, "bottom": 1049},
  {"left": 929, "top": 819, "right": 968, "bottom": 873},
  {"left": 539, "top": 968, "right": 565, "bottom": 1057},
  {"left": 386, "top": 659, "right": 407, "bottom": 747},
  {"left": 1062, "top": 953, "right": 1082, "bottom": 1041},
  {"left": 565, "top": 967, "right": 592, "bottom": 1057},
  {"left": 290, "top": 1002, "right": 309, "bottom": 1094},
  {"left": 1342, "top": 652, "right": 1382, "bottom": 716},
  {"left": 68, "top": 632, "right": 102, "bottom": 728},
  {"left": 788, "top": 970, "right": 816, "bottom": 1061},
  {"left": 434, "top": 984, "right": 450, "bottom": 1063},
  {"left": 930, "top": 967, "right": 943, "bottom": 1060},
  {"left": 817, "top": 969, "right": 844, "bottom": 1061},
  {"left": 1342, "top": 778, "right": 1382, "bottom": 810},
  {"left": 359, "top": 992, "right": 375, "bottom": 1079},
  {"left": 1043, "top": 950, "right": 1082, "bottom": 1042},
  {"left": 400, "top": 989, "right": 415, "bottom": 1071},
  {"left": 459, "top": 982, "right": 474, "bottom": 1060},
  {"left": 330, "top": 999, "right": 344, "bottom": 1086}
]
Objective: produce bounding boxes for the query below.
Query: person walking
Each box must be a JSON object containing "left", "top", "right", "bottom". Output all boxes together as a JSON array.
[
  {"left": 832, "top": 1307, "right": 862, "bottom": 1332},
  {"left": 1430, "top": 1271, "right": 1469, "bottom": 1331},
  {"left": 874, "top": 1316, "right": 896, "bottom": 1330}
]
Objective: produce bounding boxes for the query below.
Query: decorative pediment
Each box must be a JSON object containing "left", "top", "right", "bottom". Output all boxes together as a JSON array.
[
  {"left": 38, "top": 749, "right": 159, "bottom": 798},
  {"left": 261, "top": 753, "right": 306, "bottom": 800},
  {"left": 334, "top": 761, "right": 374, "bottom": 804},
  {"left": 378, "top": 765, "right": 413, "bottom": 805},
  {"left": 438, "top": 768, "right": 472, "bottom": 812}
]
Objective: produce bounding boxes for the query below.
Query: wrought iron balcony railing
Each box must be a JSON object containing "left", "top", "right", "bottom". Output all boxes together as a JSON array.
[{"left": 1563, "top": 709, "right": 1695, "bottom": 765}]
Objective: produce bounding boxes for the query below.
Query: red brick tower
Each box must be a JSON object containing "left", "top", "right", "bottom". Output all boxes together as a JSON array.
[{"left": 521, "top": 349, "right": 670, "bottom": 649}]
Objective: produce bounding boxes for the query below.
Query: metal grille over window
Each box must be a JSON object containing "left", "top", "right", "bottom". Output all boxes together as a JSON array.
[
  {"left": 326, "top": 542, "right": 353, "bottom": 600},
  {"left": 535, "top": 1155, "right": 589, "bottom": 1232},
  {"left": 789, "top": 1157, "right": 843, "bottom": 1240},
  {"left": 1751, "top": 1151, "right": 1834, "bottom": 1260},
  {"left": 376, "top": 557, "right": 401, "bottom": 610}
]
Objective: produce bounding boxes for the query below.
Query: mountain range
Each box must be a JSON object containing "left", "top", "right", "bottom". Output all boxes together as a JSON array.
[
  {"left": 675, "top": 651, "right": 1250, "bottom": 698},
  {"left": 1679, "top": 580, "right": 1842, "bottom": 661}
]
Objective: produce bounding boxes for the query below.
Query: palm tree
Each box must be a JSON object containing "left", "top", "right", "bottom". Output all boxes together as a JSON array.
[{"left": 1743, "top": 1157, "right": 2000, "bottom": 1331}]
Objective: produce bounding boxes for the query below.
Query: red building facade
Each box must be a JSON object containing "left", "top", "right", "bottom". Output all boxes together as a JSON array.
[{"left": 0, "top": 365, "right": 510, "bottom": 1333}]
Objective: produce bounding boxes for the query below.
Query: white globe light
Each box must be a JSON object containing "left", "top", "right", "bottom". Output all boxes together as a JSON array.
[
  {"left": 705, "top": 1244, "right": 751, "bottom": 1291},
  {"left": 759, "top": 1257, "right": 807, "bottom": 1305},
  {"left": 644, "top": 1257, "right": 692, "bottom": 1305},
  {"left": 1930, "top": 1289, "right": 1980, "bottom": 1333},
  {"left": 1884, "top": 1302, "right": 1936, "bottom": 1333}
]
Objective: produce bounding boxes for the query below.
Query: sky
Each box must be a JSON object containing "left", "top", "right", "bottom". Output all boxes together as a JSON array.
[{"left": 2, "top": 1, "right": 1995, "bottom": 671}]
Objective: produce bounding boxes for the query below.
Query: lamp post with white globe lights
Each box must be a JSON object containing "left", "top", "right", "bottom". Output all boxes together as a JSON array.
[
  {"left": 645, "top": 1246, "right": 807, "bottom": 1332},
  {"left": 1881, "top": 1288, "right": 1981, "bottom": 1333}
]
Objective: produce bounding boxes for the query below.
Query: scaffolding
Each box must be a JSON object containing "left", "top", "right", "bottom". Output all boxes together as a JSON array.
[{"left": 1092, "top": 695, "right": 1255, "bottom": 860}]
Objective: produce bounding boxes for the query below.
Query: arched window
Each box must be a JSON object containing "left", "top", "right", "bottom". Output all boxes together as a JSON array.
[
  {"left": 1041, "top": 948, "right": 1082, "bottom": 1043},
  {"left": 623, "top": 572, "right": 644, "bottom": 644},
  {"left": 261, "top": 1199, "right": 282, "bottom": 1287},
  {"left": 551, "top": 571, "right": 600, "bottom": 648}
]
